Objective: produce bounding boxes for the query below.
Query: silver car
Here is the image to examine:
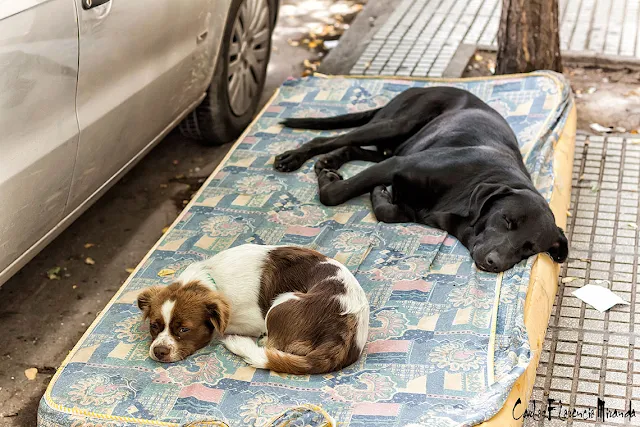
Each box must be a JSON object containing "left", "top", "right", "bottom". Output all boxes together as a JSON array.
[{"left": 0, "top": 0, "right": 278, "bottom": 285}]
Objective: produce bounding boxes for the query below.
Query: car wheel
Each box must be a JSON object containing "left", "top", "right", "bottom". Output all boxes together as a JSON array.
[{"left": 179, "top": 0, "right": 275, "bottom": 145}]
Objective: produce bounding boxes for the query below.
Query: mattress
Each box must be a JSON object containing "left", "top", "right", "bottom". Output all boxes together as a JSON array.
[{"left": 38, "top": 72, "right": 575, "bottom": 427}]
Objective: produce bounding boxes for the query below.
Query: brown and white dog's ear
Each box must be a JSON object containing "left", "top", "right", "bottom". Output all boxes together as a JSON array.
[
  {"left": 137, "top": 286, "right": 162, "bottom": 319},
  {"left": 206, "top": 295, "right": 230, "bottom": 335}
]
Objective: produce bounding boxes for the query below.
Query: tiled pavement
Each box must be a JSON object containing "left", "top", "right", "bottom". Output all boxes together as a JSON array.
[
  {"left": 351, "top": 0, "right": 640, "bottom": 77},
  {"left": 524, "top": 134, "right": 640, "bottom": 427}
]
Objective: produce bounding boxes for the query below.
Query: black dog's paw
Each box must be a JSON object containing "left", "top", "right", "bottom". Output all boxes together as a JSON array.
[
  {"left": 317, "top": 168, "right": 343, "bottom": 185},
  {"left": 314, "top": 157, "right": 334, "bottom": 175},
  {"left": 371, "top": 185, "right": 392, "bottom": 202},
  {"left": 274, "top": 150, "right": 306, "bottom": 172}
]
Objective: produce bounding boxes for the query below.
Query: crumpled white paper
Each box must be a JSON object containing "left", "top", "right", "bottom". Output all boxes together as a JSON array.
[{"left": 572, "top": 284, "right": 630, "bottom": 312}]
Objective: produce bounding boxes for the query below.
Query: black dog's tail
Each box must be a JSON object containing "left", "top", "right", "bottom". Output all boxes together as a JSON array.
[{"left": 280, "top": 108, "right": 381, "bottom": 130}]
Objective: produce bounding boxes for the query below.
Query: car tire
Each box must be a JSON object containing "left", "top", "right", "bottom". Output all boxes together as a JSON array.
[{"left": 179, "top": 0, "right": 275, "bottom": 145}]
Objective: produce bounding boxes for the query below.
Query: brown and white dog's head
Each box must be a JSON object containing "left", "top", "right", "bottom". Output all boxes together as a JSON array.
[{"left": 137, "top": 282, "right": 230, "bottom": 362}]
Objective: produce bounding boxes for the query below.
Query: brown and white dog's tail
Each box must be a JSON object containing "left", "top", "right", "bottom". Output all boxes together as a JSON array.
[{"left": 223, "top": 336, "right": 344, "bottom": 375}]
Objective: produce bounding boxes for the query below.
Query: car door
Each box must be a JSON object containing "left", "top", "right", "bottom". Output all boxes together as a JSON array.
[
  {"left": 0, "top": 0, "right": 79, "bottom": 280},
  {"left": 65, "top": 0, "right": 215, "bottom": 212}
]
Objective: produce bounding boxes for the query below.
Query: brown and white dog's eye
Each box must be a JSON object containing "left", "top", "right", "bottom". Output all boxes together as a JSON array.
[
  {"left": 179, "top": 327, "right": 190, "bottom": 334},
  {"left": 150, "top": 323, "right": 160, "bottom": 331}
]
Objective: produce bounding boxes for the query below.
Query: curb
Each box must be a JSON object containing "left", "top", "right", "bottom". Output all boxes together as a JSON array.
[
  {"left": 318, "top": 0, "right": 403, "bottom": 75},
  {"left": 477, "top": 44, "right": 640, "bottom": 70}
]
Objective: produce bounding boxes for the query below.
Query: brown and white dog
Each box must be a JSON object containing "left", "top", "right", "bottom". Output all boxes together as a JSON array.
[{"left": 137, "top": 244, "right": 369, "bottom": 375}]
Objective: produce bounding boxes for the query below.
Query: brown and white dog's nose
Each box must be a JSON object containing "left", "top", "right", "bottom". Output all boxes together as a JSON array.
[{"left": 153, "top": 345, "right": 170, "bottom": 360}]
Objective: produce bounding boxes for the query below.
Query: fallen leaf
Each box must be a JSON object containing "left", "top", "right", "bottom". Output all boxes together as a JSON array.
[
  {"left": 161, "top": 226, "right": 170, "bottom": 233},
  {"left": 623, "top": 88, "right": 640, "bottom": 97},
  {"left": 287, "top": 39, "right": 299, "bottom": 47},
  {"left": 46, "top": 267, "right": 61, "bottom": 280},
  {"left": 159, "top": 183, "right": 168, "bottom": 188},
  {"left": 72, "top": 285, "right": 77, "bottom": 289},
  {"left": 175, "top": 174, "right": 185, "bottom": 180},
  {"left": 125, "top": 268, "right": 135, "bottom": 273},
  {"left": 84, "top": 243, "right": 95, "bottom": 249},
  {"left": 579, "top": 174, "right": 585, "bottom": 182},
  {"left": 579, "top": 258, "right": 592, "bottom": 263},
  {"left": 158, "top": 269, "right": 175, "bottom": 277},
  {"left": 590, "top": 183, "right": 600, "bottom": 193},
  {"left": 474, "top": 53, "right": 483, "bottom": 61},
  {"left": 566, "top": 211, "right": 573, "bottom": 217},
  {"left": 586, "top": 87, "right": 597, "bottom": 94},
  {"left": 631, "top": 129, "right": 639, "bottom": 134},
  {"left": 614, "top": 126, "right": 626, "bottom": 133},
  {"left": 629, "top": 139, "right": 640, "bottom": 144},
  {"left": 627, "top": 223, "right": 638, "bottom": 230},
  {"left": 363, "top": 61, "right": 371, "bottom": 71},
  {"left": 302, "top": 59, "right": 319, "bottom": 71},
  {"left": 562, "top": 277, "right": 578, "bottom": 283},
  {"left": 24, "top": 368, "right": 37, "bottom": 380},
  {"left": 85, "top": 257, "right": 95, "bottom": 265},
  {"left": 590, "top": 123, "right": 612, "bottom": 133}
]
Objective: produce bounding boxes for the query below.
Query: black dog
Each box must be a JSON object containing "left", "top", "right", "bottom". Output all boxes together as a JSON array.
[{"left": 273, "top": 86, "right": 569, "bottom": 273}]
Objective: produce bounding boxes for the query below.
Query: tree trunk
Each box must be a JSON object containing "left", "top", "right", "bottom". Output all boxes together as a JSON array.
[{"left": 496, "top": 0, "right": 562, "bottom": 74}]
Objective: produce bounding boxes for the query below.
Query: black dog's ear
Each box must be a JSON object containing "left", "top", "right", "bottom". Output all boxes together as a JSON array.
[
  {"left": 137, "top": 286, "right": 161, "bottom": 319},
  {"left": 468, "top": 183, "right": 513, "bottom": 226},
  {"left": 547, "top": 227, "right": 569, "bottom": 263}
]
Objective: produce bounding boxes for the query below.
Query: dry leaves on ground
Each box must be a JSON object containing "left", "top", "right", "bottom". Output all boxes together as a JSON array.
[
  {"left": 24, "top": 368, "right": 38, "bottom": 380},
  {"left": 46, "top": 267, "right": 61, "bottom": 280}
]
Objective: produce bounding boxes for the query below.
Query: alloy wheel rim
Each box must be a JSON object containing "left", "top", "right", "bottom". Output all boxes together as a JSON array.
[{"left": 227, "top": 0, "right": 270, "bottom": 116}]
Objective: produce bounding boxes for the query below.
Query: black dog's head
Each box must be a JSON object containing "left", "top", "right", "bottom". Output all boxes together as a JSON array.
[{"left": 468, "top": 183, "right": 568, "bottom": 273}]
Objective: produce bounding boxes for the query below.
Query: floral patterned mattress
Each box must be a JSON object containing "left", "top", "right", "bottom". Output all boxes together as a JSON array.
[{"left": 38, "top": 73, "right": 573, "bottom": 427}]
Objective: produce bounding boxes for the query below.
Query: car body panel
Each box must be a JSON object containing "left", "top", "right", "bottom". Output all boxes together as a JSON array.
[
  {"left": 66, "top": 0, "right": 218, "bottom": 211},
  {"left": 0, "top": 0, "right": 235, "bottom": 286},
  {"left": 0, "top": 0, "right": 80, "bottom": 275}
]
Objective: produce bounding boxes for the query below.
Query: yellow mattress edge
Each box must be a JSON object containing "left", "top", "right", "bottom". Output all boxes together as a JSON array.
[{"left": 479, "top": 104, "right": 577, "bottom": 427}]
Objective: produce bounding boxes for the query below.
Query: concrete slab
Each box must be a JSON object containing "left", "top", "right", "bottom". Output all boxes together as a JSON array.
[{"left": 343, "top": 0, "right": 640, "bottom": 78}]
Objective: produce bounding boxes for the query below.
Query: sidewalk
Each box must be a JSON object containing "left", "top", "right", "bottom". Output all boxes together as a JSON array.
[{"left": 347, "top": 0, "right": 640, "bottom": 77}]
